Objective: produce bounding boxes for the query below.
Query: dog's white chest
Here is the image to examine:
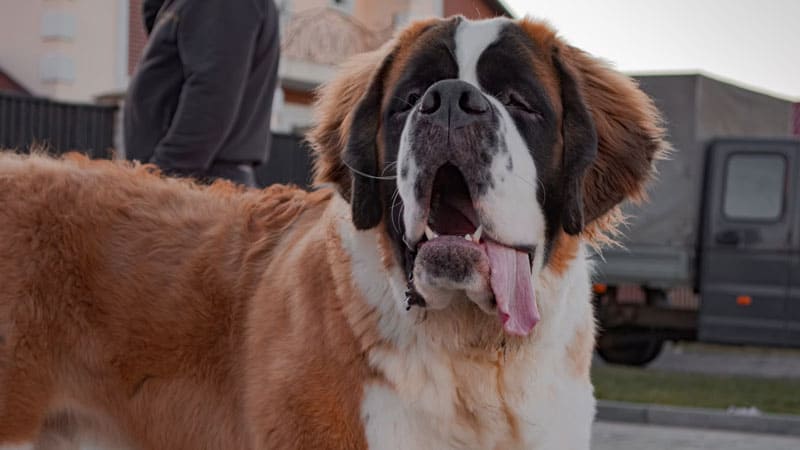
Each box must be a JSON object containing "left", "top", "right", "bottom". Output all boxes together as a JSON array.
[
  {"left": 359, "top": 348, "right": 594, "bottom": 450},
  {"left": 360, "top": 379, "right": 519, "bottom": 450}
]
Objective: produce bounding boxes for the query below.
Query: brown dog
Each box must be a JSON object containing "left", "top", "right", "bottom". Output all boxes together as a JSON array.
[{"left": 0, "top": 16, "right": 665, "bottom": 450}]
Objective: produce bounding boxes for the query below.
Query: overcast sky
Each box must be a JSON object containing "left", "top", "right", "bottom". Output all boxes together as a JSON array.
[{"left": 505, "top": 0, "right": 800, "bottom": 101}]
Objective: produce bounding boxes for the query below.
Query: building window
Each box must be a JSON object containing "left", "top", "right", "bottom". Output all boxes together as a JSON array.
[
  {"left": 41, "top": 11, "right": 76, "bottom": 41},
  {"left": 40, "top": 53, "right": 76, "bottom": 83},
  {"left": 723, "top": 153, "right": 786, "bottom": 221}
]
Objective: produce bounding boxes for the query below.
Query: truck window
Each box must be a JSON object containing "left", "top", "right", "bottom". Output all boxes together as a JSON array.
[{"left": 722, "top": 153, "right": 786, "bottom": 221}]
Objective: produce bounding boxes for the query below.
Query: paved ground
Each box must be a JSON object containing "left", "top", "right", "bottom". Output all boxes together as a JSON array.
[
  {"left": 593, "top": 421, "right": 800, "bottom": 450},
  {"left": 645, "top": 342, "right": 800, "bottom": 379},
  {"left": 594, "top": 342, "right": 800, "bottom": 379}
]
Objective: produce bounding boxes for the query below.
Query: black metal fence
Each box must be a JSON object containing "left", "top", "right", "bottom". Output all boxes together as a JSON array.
[
  {"left": 0, "top": 92, "right": 314, "bottom": 188},
  {"left": 255, "top": 133, "right": 313, "bottom": 188},
  {"left": 0, "top": 92, "right": 117, "bottom": 157}
]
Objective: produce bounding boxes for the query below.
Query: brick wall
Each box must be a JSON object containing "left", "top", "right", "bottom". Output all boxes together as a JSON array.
[{"left": 128, "top": 0, "right": 148, "bottom": 75}]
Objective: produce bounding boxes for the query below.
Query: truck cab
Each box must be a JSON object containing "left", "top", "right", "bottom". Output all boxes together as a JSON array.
[{"left": 699, "top": 139, "right": 800, "bottom": 346}]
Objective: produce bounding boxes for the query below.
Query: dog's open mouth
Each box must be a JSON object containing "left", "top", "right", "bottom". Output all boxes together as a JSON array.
[{"left": 412, "top": 164, "right": 540, "bottom": 336}]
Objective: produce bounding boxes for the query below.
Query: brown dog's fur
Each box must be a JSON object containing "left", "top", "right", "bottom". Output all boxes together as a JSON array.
[
  {"left": 0, "top": 17, "right": 666, "bottom": 450},
  {"left": 0, "top": 154, "right": 377, "bottom": 448}
]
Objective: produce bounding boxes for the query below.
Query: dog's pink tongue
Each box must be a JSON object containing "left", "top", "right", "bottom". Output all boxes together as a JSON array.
[{"left": 485, "top": 241, "right": 540, "bottom": 336}]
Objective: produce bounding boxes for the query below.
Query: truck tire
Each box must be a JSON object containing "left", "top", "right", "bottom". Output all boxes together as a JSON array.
[{"left": 596, "top": 328, "right": 664, "bottom": 366}]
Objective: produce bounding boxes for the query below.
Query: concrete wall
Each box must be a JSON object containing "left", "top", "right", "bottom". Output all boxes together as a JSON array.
[
  {"left": 290, "top": 0, "right": 325, "bottom": 11},
  {"left": 0, "top": 1, "right": 48, "bottom": 96},
  {"left": 0, "top": 0, "right": 128, "bottom": 102},
  {"left": 353, "top": 0, "right": 408, "bottom": 30}
]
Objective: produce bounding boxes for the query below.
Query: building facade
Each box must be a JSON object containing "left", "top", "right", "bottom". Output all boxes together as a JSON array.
[
  {"left": 0, "top": 0, "right": 512, "bottom": 137},
  {"left": 0, "top": 0, "right": 130, "bottom": 102}
]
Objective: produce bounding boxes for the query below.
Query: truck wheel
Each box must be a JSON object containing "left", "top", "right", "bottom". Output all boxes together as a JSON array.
[{"left": 596, "top": 329, "right": 664, "bottom": 366}]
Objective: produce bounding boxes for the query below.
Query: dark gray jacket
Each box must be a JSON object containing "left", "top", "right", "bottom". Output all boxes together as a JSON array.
[{"left": 124, "top": 0, "right": 280, "bottom": 175}]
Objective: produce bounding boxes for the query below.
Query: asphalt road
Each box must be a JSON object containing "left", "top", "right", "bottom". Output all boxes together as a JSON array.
[
  {"left": 646, "top": 342, "right": 800, "bottom": 379},
  {"left": 592, "top": 421, "right": 800, "bottom": 450},
  {"left": 594, "top": 342, "right": 800, "bottom": 379}
]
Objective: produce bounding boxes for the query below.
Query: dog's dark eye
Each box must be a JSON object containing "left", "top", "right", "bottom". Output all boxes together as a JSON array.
[
  {"left": 499, "top": 91, "right": 536, "bottom": 115},
  {"left": 400, "top": 90, "right": 422, "bottom": 112}
]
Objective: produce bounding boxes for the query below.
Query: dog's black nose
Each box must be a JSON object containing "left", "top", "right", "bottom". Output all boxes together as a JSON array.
[{"left": 420, "top": 79, "right": 490, "bottom": 129}]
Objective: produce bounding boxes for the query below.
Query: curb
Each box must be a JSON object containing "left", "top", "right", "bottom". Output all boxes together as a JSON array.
[{"left": 596, "top": 400, "right": 800, "bottom": 437}]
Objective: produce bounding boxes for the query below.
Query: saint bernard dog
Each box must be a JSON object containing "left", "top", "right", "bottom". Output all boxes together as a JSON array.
[{"left": 0, "top": 16, "right": 665, "bottom": 450}]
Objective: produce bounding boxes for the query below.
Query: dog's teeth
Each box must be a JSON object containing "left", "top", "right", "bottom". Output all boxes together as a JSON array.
[
  {"left": 424, "top": 226, "right": 438, "bottom": 240},
  {"left": 464, "top": 234, "right": 472, "bottom": 241},
  {"left": 473, "top": 225, "right": 483, "bottom": 242}
]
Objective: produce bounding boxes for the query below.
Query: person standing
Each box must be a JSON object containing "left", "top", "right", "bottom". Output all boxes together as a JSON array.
[{"left": 124, "top": 0, "right": 280, "bottom": 187}]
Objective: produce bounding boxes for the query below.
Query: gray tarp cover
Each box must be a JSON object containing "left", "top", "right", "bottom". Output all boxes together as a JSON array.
[{"left": 619, "top": 74, "right": 794, "bottom": 249}]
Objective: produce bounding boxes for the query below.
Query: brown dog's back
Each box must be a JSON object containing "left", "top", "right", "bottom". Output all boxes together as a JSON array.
[{"left": 0, "top": 153, "right": 327, "bottom": 449}]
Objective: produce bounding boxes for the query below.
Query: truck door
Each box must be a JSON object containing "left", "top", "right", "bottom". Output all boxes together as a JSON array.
[
  {"left": 699, "top": 139, "right": 797, "bottom": 346},
  {"left": 788, "top": 141, "right": 800, "bottom": 346}
]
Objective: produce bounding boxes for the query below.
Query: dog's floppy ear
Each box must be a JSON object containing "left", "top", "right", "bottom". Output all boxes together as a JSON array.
[
  {"left": 308, "top": 44, "right": 395, "bottom": 229},
  {"left": 552, "top": 47, "right": 598, "bottom": 235},
  {"left": 344, "top": 53, "right": 396, "bottom": 229},
  {"left": 555, "top": 43, "right": 667, "bottom": 233}
]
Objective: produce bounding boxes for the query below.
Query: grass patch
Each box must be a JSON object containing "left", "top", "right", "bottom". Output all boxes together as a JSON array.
[{"left": 592, "top": 364, "right": 800, "bottom": 415}]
